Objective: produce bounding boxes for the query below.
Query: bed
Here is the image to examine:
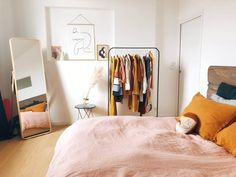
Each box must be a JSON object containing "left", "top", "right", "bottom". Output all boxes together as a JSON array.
[
  {"left": 46, "top": 66, "right": 236, "bottom": 177},
  {"left": 20, "top": 111, "right": 50, "bottom": 137}
]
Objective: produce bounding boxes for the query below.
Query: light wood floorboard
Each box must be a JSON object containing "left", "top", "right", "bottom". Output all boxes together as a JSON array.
[{"left": 0, "top": 126, "right": 67, "bottom": 177}]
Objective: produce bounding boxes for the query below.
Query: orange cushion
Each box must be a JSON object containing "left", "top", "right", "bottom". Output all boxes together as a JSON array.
[
  {"left": 216, "top": 122, "right": 236, "bottom": 156},
  {"left": 22, "top": 102, "right": 46, "bottom": 112},
  {"left": 180, "top": 92, "right": 236, "bottom": 140}
]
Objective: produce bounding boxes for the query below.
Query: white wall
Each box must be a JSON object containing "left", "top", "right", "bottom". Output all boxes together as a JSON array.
[
  {"left": 157, "top": 0, "right": 180, "bottom": 116},
  {"left": 1, "top": 0, "right": 179, "bottom": 124},
  {"left": 0, "top": 0, "right": 14, "bottom": 99},
  {"left": 179, "top": 0, "right": 236, "bottom": 96}
]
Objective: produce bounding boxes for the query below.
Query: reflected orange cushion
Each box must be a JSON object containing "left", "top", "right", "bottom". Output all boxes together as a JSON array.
[
  {"left": 216, "top": 122, "right": 236, "bottom": 156},
  {"left": 23, "top": 102, "right": 46, "bottom": 112},
  {"left": 180, "top": 92, "right": 236, "bottom": 140}
]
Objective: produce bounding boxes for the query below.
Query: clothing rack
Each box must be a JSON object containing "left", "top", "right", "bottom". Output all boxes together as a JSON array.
[{"left": 108, "top": 47, "right": 160, "bottom": 117}]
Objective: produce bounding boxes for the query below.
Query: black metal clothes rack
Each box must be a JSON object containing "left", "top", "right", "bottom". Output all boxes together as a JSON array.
[{"left": 107, "top": 47, "right": 160, "bottom": 117}]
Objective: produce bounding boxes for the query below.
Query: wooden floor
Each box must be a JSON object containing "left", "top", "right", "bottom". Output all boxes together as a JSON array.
[{"left": 0, "top": 126, "right": 67, "bottom": 177}]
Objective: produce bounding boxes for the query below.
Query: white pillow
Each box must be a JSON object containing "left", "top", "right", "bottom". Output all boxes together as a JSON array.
[
  {"left": 211, "top": 94, "right": 236, "bottom": 107},
  {"left": 176, "top": 116, "right": 197, "bottom": 134}
]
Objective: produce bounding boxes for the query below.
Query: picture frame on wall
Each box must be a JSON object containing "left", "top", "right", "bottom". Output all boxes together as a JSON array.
[
  {"left": 97, "top": 44, "right": 109, "bottom": 61},
  {"left": 66, "top": 24, "right": 95, "bottom": 60}
]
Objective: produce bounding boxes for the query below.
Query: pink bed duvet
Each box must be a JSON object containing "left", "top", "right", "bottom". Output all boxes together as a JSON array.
[
  {"left": 20, "top": 111, "right": 50, "bottom": 132},
  {"left": 46, "top": 116, "right": 236, "bottom": 177}
]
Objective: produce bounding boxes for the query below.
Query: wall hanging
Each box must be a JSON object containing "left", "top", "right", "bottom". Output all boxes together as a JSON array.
[
  {"left": 97, "top": 44, "right": 109, "bottom": 61},
  {"left": 66, "top": 14, "right": 95, "bottom": 60}
]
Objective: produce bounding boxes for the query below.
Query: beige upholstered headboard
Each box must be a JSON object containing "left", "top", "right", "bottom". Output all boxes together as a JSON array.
[{"left": 207, "top": 66, "right": 236, "bottom": 98}]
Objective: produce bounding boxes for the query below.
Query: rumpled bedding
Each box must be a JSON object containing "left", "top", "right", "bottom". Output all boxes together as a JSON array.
[
  {"left": 20, "top": 111, "right": 50, "bottom": 132},
  {"left": 46, "top": 116, "right": 236, "bottom": 177}
]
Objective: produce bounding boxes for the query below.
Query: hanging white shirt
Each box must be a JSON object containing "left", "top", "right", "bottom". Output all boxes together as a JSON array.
[
  {"left": 141, "top": 56, "right": 147, "bottom": 94},
  {"left": 125, "top": 55, "right": 131, "bottom": 91}
]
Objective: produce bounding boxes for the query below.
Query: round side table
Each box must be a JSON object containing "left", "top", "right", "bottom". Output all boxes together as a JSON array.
[{"left": 74, "top": 104, "right": 96, "bottom": 119}]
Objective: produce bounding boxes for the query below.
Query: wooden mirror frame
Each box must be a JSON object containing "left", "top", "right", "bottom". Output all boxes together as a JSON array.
[{"left": 9, "top": 37, "right": 52, "bottom": 139}]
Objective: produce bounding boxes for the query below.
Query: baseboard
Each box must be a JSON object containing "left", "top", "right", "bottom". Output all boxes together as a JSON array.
[{"left": 51, "top": 121, "right": 72, "bottom": 126}]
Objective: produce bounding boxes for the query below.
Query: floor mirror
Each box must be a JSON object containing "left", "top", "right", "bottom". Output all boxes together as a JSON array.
[{"left": 9, "top": 38, "right": 51, "bottom": 139}]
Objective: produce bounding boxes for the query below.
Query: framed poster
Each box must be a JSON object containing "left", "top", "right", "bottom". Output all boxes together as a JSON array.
[
  {"left": 97, "top": 44, "right": 109, "bottom": 61},
  {"left": 66, "top": 24, "right": 95, "bottom": 60}
]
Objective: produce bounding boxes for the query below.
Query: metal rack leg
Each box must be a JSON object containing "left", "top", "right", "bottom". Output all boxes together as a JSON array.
[
  {"left": 90, "top": 109, "right": 94, "bottom": 117},
  {"left": 84, "top": 109, "right": 91, "bottom": 118},
  {"left": 78, "top": 109, "right": 84, "bottom": 119}
]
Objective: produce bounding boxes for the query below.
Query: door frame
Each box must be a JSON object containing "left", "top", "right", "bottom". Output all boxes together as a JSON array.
[{"left": 177, "top": 15, "right": 203, "bottom": 115}]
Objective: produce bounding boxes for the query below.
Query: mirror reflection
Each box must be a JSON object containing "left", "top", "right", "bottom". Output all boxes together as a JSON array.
[{"left": 10, "top": 38, "right": 51, "bottom": 139}]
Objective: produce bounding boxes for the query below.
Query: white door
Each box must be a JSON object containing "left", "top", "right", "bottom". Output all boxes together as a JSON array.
[{"left": 178, "top": 16, "right": 202, "bottom": 113}]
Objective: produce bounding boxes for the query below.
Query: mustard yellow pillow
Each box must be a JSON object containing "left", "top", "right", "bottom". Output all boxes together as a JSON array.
[
  {"left": 216, "top": 122, "right": 236, "bottom": 156},
  {"left": 24, "top": 102, "right": 46, "bottom": 112},
  {"left": 180, "top": 92, "right": 236, "bottom": 140}
]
